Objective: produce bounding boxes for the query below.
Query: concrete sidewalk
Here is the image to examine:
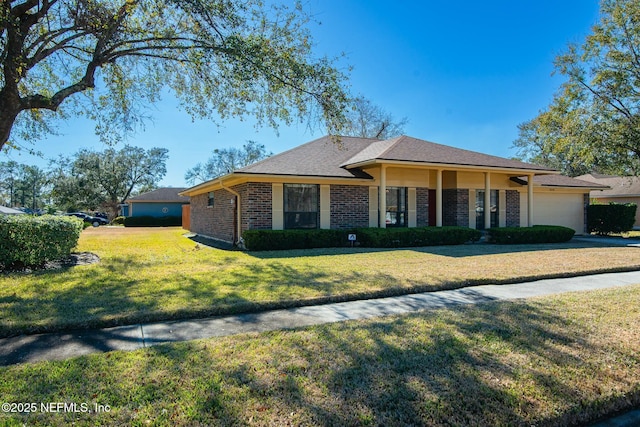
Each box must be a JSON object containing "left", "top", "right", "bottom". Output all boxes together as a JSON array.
[
  {"left": 572, "top": 235, "right": 640, "bottom": 247},
  {"left": 2, "top": 270, "right": 640, "bottom": 367}
]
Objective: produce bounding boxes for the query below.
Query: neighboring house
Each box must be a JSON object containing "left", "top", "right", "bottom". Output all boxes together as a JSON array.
[
  {"left": 0, "top": 206, "right": 26, "bottom": 215},
  {"left": 181, "top": 135, "right": 606, "bottom": 245},
  {"left": 124, "top": 187, "right": 189, "bottom": 218},
  {"left": 576, "top": 173, "right": 640, "bottom": 227}
]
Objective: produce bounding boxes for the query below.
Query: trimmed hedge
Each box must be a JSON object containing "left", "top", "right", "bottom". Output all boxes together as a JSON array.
[
  {"left": 355, "top": 227, "right": 482, "bottom": 248},
  {"left": 242, "top": 227, "right": 482, "bottom": 251},
  {"left": 242, "top": 229, "right": 345, "bottom": 251},
  {"left": 588, "top": 203, "right": 637, "bottom": 235},
  {"left": 123, "top": 215, "right": 182, "bottom": 227},
  {"left": 0, "top": 215, "right": 84, "bottom": 270},
  {"left": 487, "top": 225, "right": 575, "bottom": 244}
]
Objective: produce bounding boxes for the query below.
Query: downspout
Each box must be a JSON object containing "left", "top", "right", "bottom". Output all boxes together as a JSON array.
[{"left": 220, "top": 180, "right": 242, "bottom": 248}]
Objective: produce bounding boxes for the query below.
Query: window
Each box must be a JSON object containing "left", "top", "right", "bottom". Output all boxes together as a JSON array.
[
  {"left": 284, "top": 184, "right": 319, "bottom": 229},
  {"left": 207, "top": 191, "right": 215, "bottom": 207},
  {"left": 476, "top": 190, "right": 498, "bottom": 230},
  {"left": 386, "top": 187, "right": 407, "bottom": 227}
]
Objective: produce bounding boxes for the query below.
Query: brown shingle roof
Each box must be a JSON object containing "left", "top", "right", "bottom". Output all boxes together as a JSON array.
[
  {"left": 237, "top": 135, "right": 375, "bottom": 179},
  {"left": 575, "top": 174, "right": 640, "bottom": 196},
  {"left": 342, "top": 135, "right": 556, "bottom": 171},
  {"left": 127, "top": 187, "right": 190, "bottom": 202},
  {"left": 239, "top": 135, "right": 555, "bottom": 178},
  {"left": 512, "top": 175, "right": 609, "bottom": 189}
]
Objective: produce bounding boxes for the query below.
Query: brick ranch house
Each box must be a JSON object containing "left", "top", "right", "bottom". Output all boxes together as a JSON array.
[{"left": 180, "top": 135, "right": 606, "bottom": 245}]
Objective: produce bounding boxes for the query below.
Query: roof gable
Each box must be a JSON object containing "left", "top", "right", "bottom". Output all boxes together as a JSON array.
[
  {"left": 341, "top": 135, "right": 556, "bottom": 172},
  {"left": 127, "top": 187, "right": 189, "bottom": 202}
]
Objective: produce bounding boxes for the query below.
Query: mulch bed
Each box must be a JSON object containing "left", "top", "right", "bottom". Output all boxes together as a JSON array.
[{"left": 1, "top": 252, "right": 100, "bottom": 274}]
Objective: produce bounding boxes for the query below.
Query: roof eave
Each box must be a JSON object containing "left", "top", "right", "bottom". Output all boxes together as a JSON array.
[
  {"left": 179, "top": 173, "right": 232, "bottom": 197},
  {"left": 343, "top": 159, "right": 559, "bottom": 175},
  {"left": 127, "top": 199, "right": 190, "bottom": 203},
  {"left": 179, "top": 172, "right": 375, "bottom": 197},
  {"left": 542, "top": 184, "right": 610, "bottom": 190},
  {"left": 591, "top": 191, "right": 640, "bottom": 197}
]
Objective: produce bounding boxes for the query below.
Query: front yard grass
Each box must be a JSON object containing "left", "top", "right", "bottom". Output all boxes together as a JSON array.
[
  {"left": 2, "top": 226, "right": 640, "bottom": 337},
  {"left": 1, "top": 284, "right": 639, "bottom": 426}
]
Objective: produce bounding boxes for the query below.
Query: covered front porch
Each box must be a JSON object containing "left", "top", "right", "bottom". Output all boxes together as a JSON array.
[{"left": 364, "top": 163, "right": 542, "bottom": 230}]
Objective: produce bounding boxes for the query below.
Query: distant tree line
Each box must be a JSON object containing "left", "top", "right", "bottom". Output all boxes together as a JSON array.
[{"left": 1, "top": 145, "right": 168, "bottom": 217}]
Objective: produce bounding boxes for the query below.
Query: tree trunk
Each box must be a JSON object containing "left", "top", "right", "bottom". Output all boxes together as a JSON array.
[{"left": 0, "top": 103, "right": 20, "bottom": 152}]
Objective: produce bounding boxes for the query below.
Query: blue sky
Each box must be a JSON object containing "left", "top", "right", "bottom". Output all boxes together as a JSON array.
[{"left": 2, "top": 0, "right": 601, "bottom": 188}]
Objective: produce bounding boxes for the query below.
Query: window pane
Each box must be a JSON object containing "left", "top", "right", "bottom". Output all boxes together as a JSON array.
[
  {"left": 476, "top": 190, "right": 499, "bottom": 230},
  {"left": 386, "top": 187, "right": 407, "bottom": 227},
  {"left": 284, "top": 184, "right": 319, "bottom": 229},
  {"left": 284, "top": 212, "right": 318, "bottom": 229},
  {"left": 285, "top": 184, "right": 318, "bottom": 212}
]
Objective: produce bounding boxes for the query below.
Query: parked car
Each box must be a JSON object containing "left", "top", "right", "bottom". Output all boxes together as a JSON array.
[{"left": 64, "top": 212, "right": 109, "bottom": 227}]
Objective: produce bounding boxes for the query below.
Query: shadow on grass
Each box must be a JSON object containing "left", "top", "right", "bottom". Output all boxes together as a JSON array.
[
  {"left": 179, "top": 299, "right": 638, "bottom": 426},
  {"left": 245, "top": 239, "right": 627, "bottom": 260},
  {"left": 0, "top": 251, "right": 398, "bottom": 339},
  {"left": 4, "top": 294, "right": 639, "bottom": 426}
]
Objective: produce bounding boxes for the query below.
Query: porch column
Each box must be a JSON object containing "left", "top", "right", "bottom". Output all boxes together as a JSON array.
[
  {"left": 379, "top": 164, "right": 387, "bottom": 228},
  {"left": 436, "top": 169, "right": 443, "bottom": 227},
  {"left": 484, "top": 172, "right": 491, "bottom": 230},
  {"left": 528, "top": 173, "right": 534, "bottom": 227}
]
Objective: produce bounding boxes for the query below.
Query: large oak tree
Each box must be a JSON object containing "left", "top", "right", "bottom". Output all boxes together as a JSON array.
[
  {"left": 0, "top": 0, "right": 350, "bottom": 151},
  {"left": 51, "top": 145, "right": 168, "bottom": 215},
  {"left": 513, "top": 0, "right": 640, "bottom": 175}
]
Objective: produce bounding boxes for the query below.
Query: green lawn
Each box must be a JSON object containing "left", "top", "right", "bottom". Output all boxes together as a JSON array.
[
  {"left": 2, "top": 227, "right": 640, "bottom": 337},
  {"left": 1, "top": 284, "right": 639, "bottom": 426}
]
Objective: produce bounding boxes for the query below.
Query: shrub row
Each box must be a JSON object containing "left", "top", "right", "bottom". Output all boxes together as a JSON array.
[
  {"left": 587, "top": 203, "right": 637, "bottom": 235},
  {"left": 242, "top": 229, "right": 344, "bottom": 251},
  {"left": 0, "top": 215, "right": 84, "bottom": 270},
  {"left": 242, "top": 227, "right": 482, "bottom": 251},
  {"left": 123, "top": 216, "right": 182, "bottom": 227},
  {"left": 487, "top": 225, "right": 575, "bottom": 244},
  {"left": 355, "top": 227, "right": 482, "bottom": 248}
]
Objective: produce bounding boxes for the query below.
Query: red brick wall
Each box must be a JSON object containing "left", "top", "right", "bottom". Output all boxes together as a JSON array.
[
  {"left": 234, "top": 182, "right": 272, "bottom": 236},
  {"left": 443, "top": 189, "right": 469, "bottom": 227},
  {"left": 330, "top": 185, "right": 369, "bottom": 229},
  {"left": 416, "top": 187, "right": 429, "bottom": 227},
  {"left": 190, "top": 190, "right": 236, "bottom": 243},
  {"left": 241, "top": 182, "right": 273, "bottom": 231},
  {"left": 506, "top": 190, "right": 520, "bottom": 227}
]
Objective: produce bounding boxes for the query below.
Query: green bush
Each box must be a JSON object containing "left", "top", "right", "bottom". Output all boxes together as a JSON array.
[
  {"left": 487, "top": 225, "right": 575, "bottom": 244},
  {"left": 587, "top": 203, "right": 637, "bottom": 235},
  {"left": 243, "top": 227, "right": 482, "bottom": 251},
  {"left": 111, "top": 216, "right": 126, "bottom": 225},
  {"left": 355, "top": 226, "right": 482, "bottom": 248},
  {"left": 0, "top": 215, "right": 84, "bottom": 270},
  {"left": 243, "top": 229, "right": 346, "bottom": 251},
  {"left": 123, "top": 215, "right": 182, "bottom": 227}
]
